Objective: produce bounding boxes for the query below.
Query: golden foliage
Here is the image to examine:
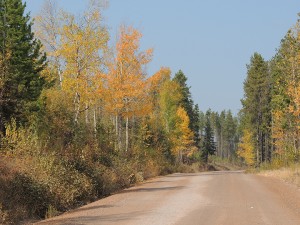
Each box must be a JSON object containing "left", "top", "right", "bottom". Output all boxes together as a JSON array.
[
  {"left": 104, "top": 26, "right": 153, "bottom": 118},
  {"left": 237, "top": 129, "right": 255, "bottom": 166},
  {"left": 172, "top": 107, "right": 195, "bottom": 159}
]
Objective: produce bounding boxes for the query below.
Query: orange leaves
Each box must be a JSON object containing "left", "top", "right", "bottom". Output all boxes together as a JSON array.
[
  {"left": 104, "top": 26, "right": 152, "bottom": 118},
  {"left": 148, "top": 67, "right": 171, "bottom": 92}
]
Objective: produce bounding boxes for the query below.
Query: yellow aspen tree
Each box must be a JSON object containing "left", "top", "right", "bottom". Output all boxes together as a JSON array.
[
  {"left": 237, "top": 129, "right": 255, "bottom": 166},
  {"left": 172, "top": 106, "right": 195, "bottom": 163},
  {"left": 58, "top": 8, "right": 108, "bottom": 124},
  {"left": 148, "top": 67, "right": 171, "bottom": 96},
  {"left": 147, "top": 67, "right": 171, "bottom": 132},
  {"left": 105, "top": 26, "right": 152, "bottom": 152},
  {"left": 158, "top": 80, "right": 182, "bottom": 134}
]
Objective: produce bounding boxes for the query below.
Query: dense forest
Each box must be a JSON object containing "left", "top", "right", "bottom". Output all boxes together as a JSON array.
[{"left": 0, "top": 0, "right": 299, "bottom": 224}]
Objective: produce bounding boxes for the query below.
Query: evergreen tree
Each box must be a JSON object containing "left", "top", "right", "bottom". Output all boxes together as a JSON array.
[
  {"left": 224, "top": 110, "right": 238, "bottom": 159},
  {"left": 0, "top": 0, "right": 46, "bottom": 130},
  {"left": 173, "top": 70, "right": 201, "bottom": 147},
  {"left": 202, "top": 110, "right": 216, "bottom": 163},
  {"left": 270, "top": 30, "right": 300, "bottom": 162},
  {"left": 212, "top": 111, "right": 222, "bottom": 157},
  {"left": 192, "top": 104, "right": 200, "bottom": 147},
  {"left": 241, "top": 53, "right": 272, "bottom": 164},
  {"left": 173, "top": 70, "right": 194, "bottom": 128}
]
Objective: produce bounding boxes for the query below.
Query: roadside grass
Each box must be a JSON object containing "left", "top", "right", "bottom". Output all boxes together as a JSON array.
[{"left": 257, "top": 163, "right": 300, "bottom": 187}]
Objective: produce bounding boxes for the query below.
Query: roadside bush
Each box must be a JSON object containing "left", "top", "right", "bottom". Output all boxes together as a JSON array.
[
  {"left": 0, "top": 119, "right": 199, "bottom": 224},
  {"left": 0, "top": 203, "right": 9, "bottom": 225}
]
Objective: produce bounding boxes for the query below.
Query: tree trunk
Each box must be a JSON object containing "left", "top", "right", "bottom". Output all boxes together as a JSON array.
[
  {"left": 85, "top": 102, "right": 89, "bottom": 124},
  {"left": 115, "top": 114, "right": 118, "bottom": 151},
  {"left": 93, "top": 107, "right": 97, "bottom": 138},
  {"left": 125, "top": 116, "right": 129, "bottom": 152},
  {"left": 220, "top": 130, "right": 224, "bottom": 158},
  {"left": 74, "top": 92, "right": 80, "bottom": 123},
  {"left": 57, "top": 61, "right": 62, "bottom": 88}
]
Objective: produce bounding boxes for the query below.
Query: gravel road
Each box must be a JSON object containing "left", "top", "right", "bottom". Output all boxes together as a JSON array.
[{"left": 35, "top": 171, "right": 300, "bottom": 225}]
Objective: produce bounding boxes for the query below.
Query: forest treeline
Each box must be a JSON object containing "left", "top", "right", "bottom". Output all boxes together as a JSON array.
[
  {"left": 238, "top": 18, "right": 300, "bottom": 167},
  {"left": 0, "top": 0, "right": 239, "bottom": 222}
]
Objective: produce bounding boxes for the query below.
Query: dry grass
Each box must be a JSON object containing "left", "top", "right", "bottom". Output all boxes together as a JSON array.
[{"left": 259, "top": 165, "right": 300, "bottom": 187}]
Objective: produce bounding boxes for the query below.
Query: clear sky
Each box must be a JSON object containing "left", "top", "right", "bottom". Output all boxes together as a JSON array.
[{"left": 23, "top": 0, "right": 300, "bottom": 114}]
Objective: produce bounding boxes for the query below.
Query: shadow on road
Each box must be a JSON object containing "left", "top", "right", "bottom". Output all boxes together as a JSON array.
[
  {"left": 71, "top": 204, "right": 115, "bottom": 214},
  {"left": 38, "top": 211, "right": 149, "bottom": 225},
  {"left": 122, "top": 186, "right": 185, "bottom": 193},
  {"left": 168, "top": 170, "right": 245, "bottom": 178},
  {"left": 144, "top": 180, "right": 172, "bottom": 184}
]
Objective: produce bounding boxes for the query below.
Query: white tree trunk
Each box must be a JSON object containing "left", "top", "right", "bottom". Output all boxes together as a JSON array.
[
  {"left": 93, "top": 107, "right": 97, "bottom": 138},
  {"left": 85, "top": 102, "right": 89, "bottom": 124},
  {"left": 126, "top": 116, "right": 129, "bottom": 152},
  {"left": 74, "top": 92, "right": 80, "bottom": 123}
]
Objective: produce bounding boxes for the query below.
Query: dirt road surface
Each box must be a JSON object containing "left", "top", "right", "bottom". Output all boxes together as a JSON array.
[{"left": 35, "top": 171, "right": 300, "bottom": 225}]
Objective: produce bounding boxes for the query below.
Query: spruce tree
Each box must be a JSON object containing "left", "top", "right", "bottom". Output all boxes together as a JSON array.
[
  {"left": 173, "top": 70, "right": 200, "bottom": 147},
  {"left": 173, "top": 70, "right": 194, "bottom": 127},
  {"left": 0, "top": 0, "right": 46, "bottom": 130},
  {"left": 192, "top": 104, "right": 200, "bottom": 147}
]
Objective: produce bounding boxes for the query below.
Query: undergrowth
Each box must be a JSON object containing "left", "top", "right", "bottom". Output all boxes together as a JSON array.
[
  {"left": 0, "top": 122, "right": 210, "bottom": 224},
  {"left": 252, "top": 158, "right": 300, "bottom": 187},
  {"left": 0, "top": 125, "right": 188, "bottom": 224}
]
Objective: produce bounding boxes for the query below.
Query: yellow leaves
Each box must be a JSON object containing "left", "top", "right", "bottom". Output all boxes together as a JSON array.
[
  {"left": 176, "top": 107, "right": 194, "bottom": 146},
  {"left": 159, "top": 80, "right": 182, "bottom": 116},
  {"left": 237, "top": 129, "right": 255, "bottom": 166},
  {"left": 170, "top": 107, "right": 195, "bottom": 160},
  {"left": 35, "top": 2, "right": 109, "bottom": 123}
]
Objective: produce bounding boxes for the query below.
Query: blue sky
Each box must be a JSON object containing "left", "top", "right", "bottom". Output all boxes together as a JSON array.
[{"left": 23, "top": 0, "right": 300, "bottom": 114}]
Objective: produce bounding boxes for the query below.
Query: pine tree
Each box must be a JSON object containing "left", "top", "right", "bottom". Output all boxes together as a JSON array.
[
  {"left": 224, "top": 110, "right": 238, "bottom": 159},
  {"left": 0, "top": 0, "right": 46, "bottom": 131},
  {"left": 241, "top": 53, "right": 272, "bottom": 164},
  {"left": 270, "top": 29, "right": 300, "bottom": 161},
  {"left": 202, "top": 110, "right": 216, "bottom": 163}
]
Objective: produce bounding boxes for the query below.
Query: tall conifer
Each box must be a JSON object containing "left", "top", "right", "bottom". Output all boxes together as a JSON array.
[
  {"left": 0, "top": 0, "right": 46, "bottom": 130},
  {"left": 241, "top": 53, "right": 272, "bottom": 164}
]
